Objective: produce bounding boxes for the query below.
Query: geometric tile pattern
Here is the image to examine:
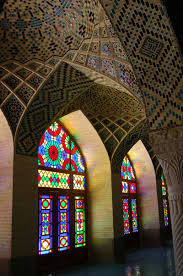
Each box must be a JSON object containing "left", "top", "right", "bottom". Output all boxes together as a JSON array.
[
  {"left": 111, "top": 122, "right": 160, "bottom": 176},
  {"left": 0, "top": 4, "right": 145, "bottom": 141},
  {"left": 67, "top": 6, "right": 142, "bottom": 100},
  {"left": 0, "top": 57, "right": 143, "bottom": 141},
  {"left": 0, "top": 5, "right": 146, "bottom": 140},
  {"left": 16, "top": 68, "right": 32, "bottom": 79},
  {"left": 0, "top": 0, "right": 98, "bottom": 62},
  {"left": 1, "top": 0, "right": 182, "bottom": 140},
  {"left": 1, "top": 94, "right": 24, "bottom": 135},
  {"left": 0, "top": 59, "right": 58, "bottom": 136},
  {"left": 0, "top": 83, "right": 10, "bottom": 105},
  {"left": 15, "top": 84, "right": 34, "bottom": 105},
  {"left": 15, "top": 62, "right": 94, "bottom": 156},
  {"left": 0, "top": 67, "right": 8, "bottom": 78},
  {"left": 0, "top": 2, "right": 142, "bottom": 104},
  {"left": 14, "top": 61, "right": 146, "bottom": 159},
  {"left": 101, "top": 0, "right": 183, "bottom": 129},
  {"left": 61, "top": 83, "right": 145, "bottom": 159},
  {"left": 3, "top": 75, "right": 21, "bottom": 90},
  {"left": 27, "top": 74, "right": 43, "bottom": 90},
  {"left": 111, "top": 120, "right": 148, "bottom": 173},
  {"left": 139, "top": 37, "right": 164, "bottom": 60}
]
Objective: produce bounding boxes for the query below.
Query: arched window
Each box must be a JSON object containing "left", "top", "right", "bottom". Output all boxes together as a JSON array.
[
  {"left": 121, "top": 155, "right": 138, "bottom": 235},
  {"left": 37, "top": 121, "right": 87, "bottom": 255},
  {"left": 161, "top": 173, "right": 168, "bottom": 227}
]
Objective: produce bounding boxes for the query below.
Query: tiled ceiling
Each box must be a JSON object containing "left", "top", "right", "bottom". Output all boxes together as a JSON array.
[{"left": 100, "top": 0, "right": 183, "bottom": 129}]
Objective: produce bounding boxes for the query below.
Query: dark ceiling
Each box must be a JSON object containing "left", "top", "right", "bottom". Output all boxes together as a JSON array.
[{"left": 163, "top": 0, "right": 183, "bottom": 54}]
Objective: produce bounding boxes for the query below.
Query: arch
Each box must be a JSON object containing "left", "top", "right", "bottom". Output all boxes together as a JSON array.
[
  {"left": 15, "top": 62, "right": 145, "bottom": 160},
  {"left": 60, "top": 111, "right": 113, "bottom": 262},
  {"left": 38, "top": 120, "right": 87, "bottom": 256},
  {"left": 13, "top": 109, "right": 113, "bottom": 273},
  {"left": 15, "top": 62, "right": 94, "bottom": 156},
  {"left": 156, "top": 165, "right": 172, "bottom": 244},
  {"left": 111, "top": 138, "right": 160, "bottom": 257},
  {"left": 128, "top": 141, "right": 160, "bottom": 238},
  {"left": 0, "top": 110, "right": 13, "bottom": 275}
]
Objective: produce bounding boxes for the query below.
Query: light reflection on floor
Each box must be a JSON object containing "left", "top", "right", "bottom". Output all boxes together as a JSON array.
[{"left": 47, "top": 247, "right": 176, "bottom": 276}]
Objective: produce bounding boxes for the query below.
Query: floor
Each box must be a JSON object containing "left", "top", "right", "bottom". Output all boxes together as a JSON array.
[{"left": 45, "top": 247, "right": 176, "bottom": 276}]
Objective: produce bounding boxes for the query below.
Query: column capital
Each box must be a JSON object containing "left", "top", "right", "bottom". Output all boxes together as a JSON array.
[{"left": 149, "top": 126, "right": 183, "bottom": 192}]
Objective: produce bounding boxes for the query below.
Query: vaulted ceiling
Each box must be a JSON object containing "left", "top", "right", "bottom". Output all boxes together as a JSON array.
[
  {"left": 0, "top": 0, "right": 183, "bottom": 142},
  {"left": 100, "top": 0, "right": 183, "bottom": 129},
  {"left": 15, "top": 62, "right": 146, "bottom": 160}
]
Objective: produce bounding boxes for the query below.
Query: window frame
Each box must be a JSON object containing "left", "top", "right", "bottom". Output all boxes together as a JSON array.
[
  {"left": 121, "top": 154, "right": 139, "bottom": 236},
  {"left": 161, "top": 173, "right": 169, "bottom": 227},
  {"left": 38, "top": 121, "right": 88, "bottom": 256}
]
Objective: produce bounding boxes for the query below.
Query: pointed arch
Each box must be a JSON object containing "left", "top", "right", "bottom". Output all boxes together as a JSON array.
[
  {"left": 121, "top": 154, "right": 138, "bottom": 235},
  {"left": 0, "top": 110, "right": 13, "bottom": 274},
  {"left": 38, "top": 120, "right": 87, "bottom": 255}
]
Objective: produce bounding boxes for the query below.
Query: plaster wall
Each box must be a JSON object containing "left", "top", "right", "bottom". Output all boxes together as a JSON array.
[
  {"left": 0, "top": 110, "right": 13, "bottom": 275},
  {"left": 60, "top": 110, "right": 113, "bottom": 262},
  {"left": 128, "top": 140, "right": 160, "bottom": 246}
]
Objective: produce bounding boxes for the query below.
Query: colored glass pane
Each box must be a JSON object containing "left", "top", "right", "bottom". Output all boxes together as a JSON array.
[
  {"left": 73, "top": 174, "right": 85, "bottom": 190},
  {"left": 71, "top": 140, "right": 85, "bottom": 172},
  {"left": 162, "top": 186, "right": 166, "bottom": 196},
  {"left": 58, "top": 196, "right": 70, "bottom": 251},
  {"left": 161, "top": 174, "right": 167, "bottom": 196},
  {"left": 131, "top": 199, "right": 138, "bottom": 232},
  {"left": 123, "top": 199, "right": 130, "bottom": 234},
  {"left": 130, "top": 182, "right": 136, "bottom": 193},
  {"left": 39, "top": 195, "right": 53, "bottom": 255},
  {"left": 38, "top": 121, "right": 70, "bottom": 170},
  {"left": 122, "top": 181, "right": 128, "bottom": 193},
  {"left": 38, "top": 170, "right": 70, "bottom": 189},
  {"left": 121, "top": 155, "right": 135, "bottom": 180},
  {"left": 163, "top": 199, "right": 168, "bottom": 226},
  {"left": 41, "top": 213, "right": 50, "bottom": 235},
  {"left": 75, "top": 196, "right": 86, "bottom": 247}
]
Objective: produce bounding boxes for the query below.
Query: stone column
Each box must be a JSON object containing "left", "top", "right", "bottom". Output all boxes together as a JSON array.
[{"left": 149, "top": 126, "right": 183, "bottom": 276}]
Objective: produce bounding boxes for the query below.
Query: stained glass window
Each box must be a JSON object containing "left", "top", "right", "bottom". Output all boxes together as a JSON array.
[
  {"left": 121, "top": 155, "right": 135, "bottom": 180},
  {"left": 38, "top": 122, "right": 70, "bottom": 170},
  {"left": 131, "top": 199, "right": 138, "bottom": 232},
  {"left": 163, "top": 199, "right": 168, "bottom": 226},
  {"left": 58, "top": 196, "right": 70, "bottom": 251},
  {"left": 38, "top": 121, "right": 87, "bottom": 256},
  {"left": 161, "top": 174, "right": 167, "bottom": 196},
  {"left": 161, "top": 173, "right": 168, "bottom": 227},
  {"left": 121, "top": 155, "right": 138, "bottom": 235},
  {"left": 130, "top": 183, "right": 136, "bottom": 193},
  {"left": 38, "top": 170, "right": 70, "bottom": 189},
  {"left": 39, "top": 195, "right": 53, "bottom": 255},
  {"left": 75, "top": 196, "right": 86, "bottom": 247},
  {"left": 122, "top": 181, "right": 128, "bottom": 193},
  {"left": 71, "top": 140, "right": 85, "bottom": 172},
  {"left": 123, "top": 199, "right": 130, "bottom": 234},
  {"left": 73, "top": 174, "right": 85, "bottom": 190}
]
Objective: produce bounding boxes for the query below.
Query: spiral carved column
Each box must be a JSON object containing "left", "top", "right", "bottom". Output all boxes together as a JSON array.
[{"left": 149, "top": 126, "right": 183, "bottom": 276}]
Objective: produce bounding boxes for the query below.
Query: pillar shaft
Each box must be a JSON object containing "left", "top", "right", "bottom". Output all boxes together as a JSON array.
[{"left": 149, "top": 126, "right": 183, "bottom": 276}]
